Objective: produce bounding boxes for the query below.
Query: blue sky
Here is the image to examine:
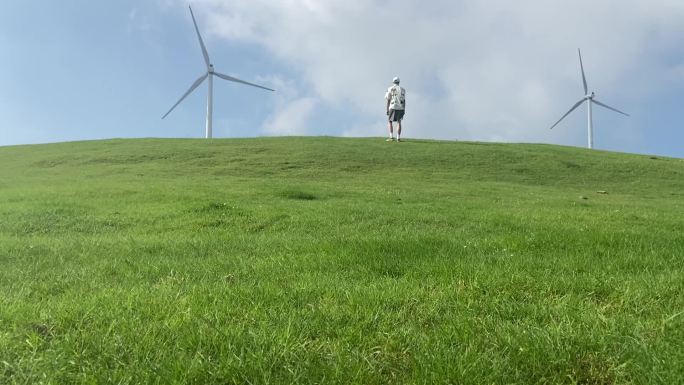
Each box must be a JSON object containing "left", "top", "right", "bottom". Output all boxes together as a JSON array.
[{"left": 1, "top": 1, "right": 683, "bottom": 157}]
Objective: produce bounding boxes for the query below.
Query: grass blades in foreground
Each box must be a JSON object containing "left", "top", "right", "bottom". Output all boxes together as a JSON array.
[{"left": 0, "top": 137, "right": 683, "bottom": 384}]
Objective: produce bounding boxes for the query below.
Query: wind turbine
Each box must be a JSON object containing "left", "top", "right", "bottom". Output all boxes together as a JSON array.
[
  {"left": 162, "top": 5, "right": 274, "bottom": 139},
  {"left": 549, "top": 49, "right": 629, "bottom": 149}
]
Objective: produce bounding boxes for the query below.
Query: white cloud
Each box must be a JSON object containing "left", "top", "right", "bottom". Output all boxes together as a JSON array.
[
  {"left": 127, "top": 7, "right": 153, "bottom": 33},
  {"left": 179, "top": 0, "right": 684, "bottom": 145},
  {"left": 262, "top": 97, "right": 317, "bottom": 136},
  {"left": 342, "top": 118, "right": 388, "bottom": 138},
  {"left": 254, "top": 74, "right": 317, "bottom": 135}
]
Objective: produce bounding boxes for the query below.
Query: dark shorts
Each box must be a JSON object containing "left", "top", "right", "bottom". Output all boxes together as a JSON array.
[{"left": 388, "top": 109, "right": 405, "bottom": 122}]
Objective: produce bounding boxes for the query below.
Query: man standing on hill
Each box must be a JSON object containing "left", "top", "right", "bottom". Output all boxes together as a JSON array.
[{"left": 385, "top": 77, "right": 406, "bottom": 142}]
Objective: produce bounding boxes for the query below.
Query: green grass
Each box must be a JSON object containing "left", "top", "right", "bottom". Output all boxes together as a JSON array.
[{"left": 0, "top": 137, "right": 682, "bottom": 384}]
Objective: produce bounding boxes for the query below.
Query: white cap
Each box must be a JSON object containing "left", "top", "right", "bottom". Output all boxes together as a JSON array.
[{"left": 393, "top": 77, "right": 400, "bottom": 84}]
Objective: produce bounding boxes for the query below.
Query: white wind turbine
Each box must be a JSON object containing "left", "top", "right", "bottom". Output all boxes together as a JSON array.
[
  {"left": 162, "top": 5, "right": 274, "bottom": 139},
  {"left": 549, "top": 49, "right": 629, "bottom": 149}
]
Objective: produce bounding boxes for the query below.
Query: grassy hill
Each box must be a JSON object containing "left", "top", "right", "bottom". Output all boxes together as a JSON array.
[{"left": 1, "top": 137, "right": 682, "bottom": 384}]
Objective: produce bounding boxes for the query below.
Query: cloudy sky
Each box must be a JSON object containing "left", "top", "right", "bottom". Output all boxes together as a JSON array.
[{"left": 1, "top": 1, "right": 683, "bottom": 157}]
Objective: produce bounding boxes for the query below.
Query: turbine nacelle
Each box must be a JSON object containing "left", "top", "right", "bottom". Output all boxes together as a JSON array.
[
  {"left": 585, "top": 92, "right": 595, "bottom": 100},
  {"left": 208, "top": 64, "right": 214, "bottom": 74}
]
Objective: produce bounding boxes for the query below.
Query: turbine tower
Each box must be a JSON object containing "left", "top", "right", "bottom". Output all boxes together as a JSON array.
[
  {"left": 162, "top": 6, "right": 274, "bottom": 139},
  {"left": 549, "top": 49, "right": 629, "bottom": 149}
]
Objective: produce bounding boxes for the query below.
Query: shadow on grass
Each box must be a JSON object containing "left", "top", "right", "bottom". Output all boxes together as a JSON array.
[{"left": 279, "top": 190, "right": 318, "bottom": 201}]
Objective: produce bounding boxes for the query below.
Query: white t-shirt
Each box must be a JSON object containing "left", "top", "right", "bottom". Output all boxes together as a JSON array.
[{"left": 385, "top": 85, "right": 405, "bottom": 110}]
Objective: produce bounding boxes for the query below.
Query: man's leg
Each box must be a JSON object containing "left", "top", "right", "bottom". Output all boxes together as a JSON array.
[
  {"left": 387, "top": 120, "right": 394, "bottom": 141},
  {"left": 397, "top": 120, "right": 402, "bottom": 141}
]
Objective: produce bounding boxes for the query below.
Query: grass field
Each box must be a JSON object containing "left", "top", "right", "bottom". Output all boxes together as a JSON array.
[{"left": 1, "top": 137, "right": 683, "bottom": 384}]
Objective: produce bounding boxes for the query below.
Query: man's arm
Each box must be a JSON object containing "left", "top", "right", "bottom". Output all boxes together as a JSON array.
[
  {"left": 386, "top": 99, "right": 390, "bottom": 115},
  {"left": 402, "top": 89, "right": 406, "bottom": 111}
]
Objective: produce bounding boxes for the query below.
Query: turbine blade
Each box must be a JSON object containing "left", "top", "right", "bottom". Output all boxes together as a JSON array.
[
  {"left": 592, "top": 99, "right": 630, "bottom": 117},
  {"left": 578, "top": 48, "right": 588, "bottom": 95},
  {"left": 549, "top": 99, "right": 585, "bottom": 130},
  {"left": 162, "top": 73, "right": 208, "bottom": 119},
  {"left": 214, "top": 71, "right": 275, "bottom": 91},
  {"left": 189, "top": 6, "right": 210, "bottom": 68}
]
